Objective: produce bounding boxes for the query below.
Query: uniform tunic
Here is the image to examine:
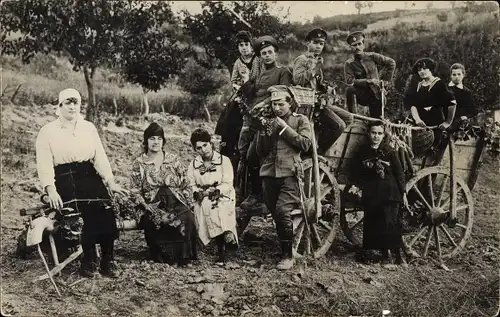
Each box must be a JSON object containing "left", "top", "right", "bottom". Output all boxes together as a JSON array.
[
  {"left": 292, "top": 53, "right": 324, "bottom": 90},
  {"left": 256, "top": 112, "right": 312, "bottom": 243},
  {"left": 350, "top": 143, "right": 405, "bottom": 250},
  {"left": 187, "top": 151, "right": 238, "bottom": 246}
]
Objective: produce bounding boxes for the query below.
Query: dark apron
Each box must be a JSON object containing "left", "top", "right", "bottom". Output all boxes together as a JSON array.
[{"left": 54, "top": 161, "right": 118, "bottom": 242}]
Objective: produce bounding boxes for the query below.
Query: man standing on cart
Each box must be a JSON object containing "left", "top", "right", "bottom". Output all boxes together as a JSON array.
[
  {"left": 292, "top": 28, "right": 353, "bottom": 155},
  {"left": 238, "top": 35, "right": 293, "bottom": 210},
  {"left": 344, "top": 31, "right": 396, "bottom": 118},
  {"left": 255, "top": 85, "right": 312, "bottom": 270}
]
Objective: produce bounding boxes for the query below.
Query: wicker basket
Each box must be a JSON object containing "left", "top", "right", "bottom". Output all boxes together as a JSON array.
[{"left": 289, "top": 86, "right": 316, "bottom": 117}]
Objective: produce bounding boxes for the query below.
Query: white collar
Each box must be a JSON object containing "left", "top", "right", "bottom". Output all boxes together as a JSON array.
[{"left": 448, "top": 81, "right": 464, "bottom": 89}]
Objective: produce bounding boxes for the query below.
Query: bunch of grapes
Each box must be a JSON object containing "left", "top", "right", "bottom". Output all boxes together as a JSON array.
[{"left": 110, "top": 194, "right": 142, "bottom": 224}]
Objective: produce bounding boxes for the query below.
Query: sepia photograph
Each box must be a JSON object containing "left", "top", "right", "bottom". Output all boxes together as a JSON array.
[{"left": 1, "top": 1, "right": 499, "bottom": 316}]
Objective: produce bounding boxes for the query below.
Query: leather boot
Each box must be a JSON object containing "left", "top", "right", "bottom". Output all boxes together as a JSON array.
[
  {"left": 216, "top": 235, "right": 226, "bottom": 264},
  {"left": 277, "top": 241, "right": 294, "bottom": 270}
]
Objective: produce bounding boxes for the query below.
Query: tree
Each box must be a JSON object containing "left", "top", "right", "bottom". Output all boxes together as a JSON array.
[
  {"left": 182, "top": 1, "right": 291, "bottom": 71},
  {"left": 426, "top": 2, "right": 434, "bottom": 10},
  {"left": 366, "top": 1, "right": 374, "bottom": 12},
  {"left": 449, "top": 1, "right": 457, "bottom": 9},
  {"left": 119, "top": 2, "right": 186, "bottom": 116},
  {"left": 354, "top": 1, "right": 366, "bottom": 14},
  {"left": 177, "top": 59, "right": 227, "bottom": 121},
  {"left": 0, "top": 0, "right": 180, "bottom": 124}
]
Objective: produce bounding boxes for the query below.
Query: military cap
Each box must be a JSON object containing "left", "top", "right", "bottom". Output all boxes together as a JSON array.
[
  {"left": 346, "top": 31, "right": 365, "bottom": 45},
  {"left": 268, "top": 85, "right": 291, "bottom": 101},
  {"left": 306, "top": 28, "right": 327, "bottom": 42},
  {"left": 412, "top": 57, "right": 437, "bottom": 74},
  {"left": 235, "top": 30, "right": 253, "bottom": 43},
  {"left": 254, "top": 35, "right": 278, "bottom": 55}
]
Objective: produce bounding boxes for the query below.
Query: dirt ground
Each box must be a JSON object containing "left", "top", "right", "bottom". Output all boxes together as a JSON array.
[{"left": 1, "top": 104, "right": 499, "bottom": 317}]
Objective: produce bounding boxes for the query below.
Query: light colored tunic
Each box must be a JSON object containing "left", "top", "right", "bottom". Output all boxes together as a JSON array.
[
  {"left": 35, "top": 116, "right": 114, "bottom": 189},
  {"left": 187, "top": 151, "right": 238, "bottom": 246}
]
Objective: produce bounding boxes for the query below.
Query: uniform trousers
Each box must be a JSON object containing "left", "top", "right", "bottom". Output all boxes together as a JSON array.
[{"left": 346, "top": 86, "right": 382, "bottom": 118}]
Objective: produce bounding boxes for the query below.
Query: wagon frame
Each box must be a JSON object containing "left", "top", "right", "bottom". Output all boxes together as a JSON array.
[{"left": 236, "top": 85, "right": 485, "bottom": 264}]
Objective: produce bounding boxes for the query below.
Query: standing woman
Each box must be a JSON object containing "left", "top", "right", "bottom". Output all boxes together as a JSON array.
[
  {"left": 36, "top": 88, "right": 128, "bottom": 278},
  {"left": 187, "top": 128, "right": 238, "bottom": 264},
  {"left": 130, "top": 123, "right": 198, "bottom": 266},
  {"left": 350, "top": 121, "right": 408, "bottom": 266}
]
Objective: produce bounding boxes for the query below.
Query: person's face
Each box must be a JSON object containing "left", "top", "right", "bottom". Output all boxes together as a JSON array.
[
  {"left": 350, "top": 40, "right": 365, "bottom": 54},
  {"left": 368, "top": 125, "right": 385, "bottom": 147},
  {"left": 307, "top": 39, "right": 325, "bottom": 55},
  {"left": 238, "top": 41, "right": 253, "bottom": 56},
  {"left": 418, "top": 67, "right": 433, "bottom": 80},
  {"left": 59, "top": 97, "right": 81, "bottom": 121},
  {"left": 272, "top": 98, "right": 292, "bottom": 117},
  {"left": 194, "top": 141, "right": 213, "bottom": 159},
  {"left": 260, "top": 46, "right": 277, "bottom": 64},
  {"left": 147, "top": 136, "right": 163, "bottom": 153},
  {"left": 451, "top": 69, "right": 464, "bottom": 84}
]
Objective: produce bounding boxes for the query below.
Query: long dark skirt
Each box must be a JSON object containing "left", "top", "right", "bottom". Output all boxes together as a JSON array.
[
  {"left": 140, "top": 186, "right": 197, "bottom": 264},
  {"left": 363, "top": 202, "right": 403, "bottom": 250},
  {"left": 54, "top": 161, "right": 117, "bottom": 245}
]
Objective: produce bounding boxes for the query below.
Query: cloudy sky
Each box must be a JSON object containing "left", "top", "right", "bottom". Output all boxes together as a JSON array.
[{"left": 170, "top": 1, "right": 455, "bottom": 23}]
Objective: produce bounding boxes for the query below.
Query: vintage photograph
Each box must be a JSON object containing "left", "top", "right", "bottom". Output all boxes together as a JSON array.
[{"left": 1, "top": 1, "right": 499, "bottom": 316}]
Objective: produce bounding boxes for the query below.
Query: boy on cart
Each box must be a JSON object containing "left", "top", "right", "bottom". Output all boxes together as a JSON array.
[
  {"left": 255, "top": 85, "right": 312, "bottom": 270},
  {"left": 292, "top": 27, "right": 353, "bottom": 155}
]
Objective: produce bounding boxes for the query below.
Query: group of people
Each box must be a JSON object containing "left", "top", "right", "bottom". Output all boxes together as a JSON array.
[{"left": 35, "top": 27, "right": 478, "bottom": 278}]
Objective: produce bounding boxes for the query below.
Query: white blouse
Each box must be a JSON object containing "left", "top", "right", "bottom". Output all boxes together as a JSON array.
[{"left": 35, "top": 117, "right": 114, "bottom": 189}]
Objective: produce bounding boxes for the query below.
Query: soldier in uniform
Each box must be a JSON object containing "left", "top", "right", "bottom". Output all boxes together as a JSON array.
[
  {"left": 238, "top": 35, "right": 293, "bottom": 209},
  {"left": 255, "top": 85, "right": 312, "bottom": 270},
  {"left": 293, "top": 28, "right": 353, "bottom": 155},
  {"left": 344, "top": 31, "right": 396, "bottom": 118}
]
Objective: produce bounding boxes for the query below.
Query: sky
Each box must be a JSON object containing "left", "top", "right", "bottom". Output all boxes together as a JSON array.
[{"left": 170, "top": 1, "right": 455, "bottom": 23}]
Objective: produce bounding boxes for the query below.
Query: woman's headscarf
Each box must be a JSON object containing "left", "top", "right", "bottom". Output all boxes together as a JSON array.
[
  {"left": 143, "top": 122, "right": 166, "bottom": 152},
  {"left": 55, "top": 88, "right": 82, "bottom": 119}
]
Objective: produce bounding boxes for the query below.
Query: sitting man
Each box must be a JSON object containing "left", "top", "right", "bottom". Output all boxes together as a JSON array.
[
  {"left": 255, "top": 85, "right": 312, "bottom": 270},
  {"left": 344, "top": 31, "right": 396, "bottom": 118},
  {"left": 238, "top": 35, "right": 293, "bottom": 210},
  {"left": 292, "top": 27, "right": 353, "bottom": 155}
]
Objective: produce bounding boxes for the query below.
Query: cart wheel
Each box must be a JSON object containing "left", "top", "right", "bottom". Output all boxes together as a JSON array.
[
  {"left": 403, "top": 166, "right": 474, "bottom": 259},
  {"left": 340, "top": 191, "right": 364, "bottom": 247},
  {"left": 292, "top": 159, "right": 340, "bottom": 258}
]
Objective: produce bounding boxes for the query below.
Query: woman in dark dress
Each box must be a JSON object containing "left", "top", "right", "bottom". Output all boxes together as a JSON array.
[
  {"left": 404, "top": 58, "right": 457, "bottom": 160},
  {"left": 130, "top": 123, "right": 197, "bottom": 266},
  {"left": 350, "top": 121, "right": 408, "bottom": 266}
]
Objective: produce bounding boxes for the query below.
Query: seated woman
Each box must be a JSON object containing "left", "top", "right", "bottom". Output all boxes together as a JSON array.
[
  {"left": 404, "top": 58, "right": 457, "bottom": 159},
  {"left": 187, "top": 128, "right": 238, "bottom": 264},
  {"left": 350, "top": 121, "right": 408, "bottom": 266},
  {"left": 130, "top": 123, "right": 197, "bottom": 265},
  {"left": 36, "top": 88, "right": 128, "bottom": 278}
]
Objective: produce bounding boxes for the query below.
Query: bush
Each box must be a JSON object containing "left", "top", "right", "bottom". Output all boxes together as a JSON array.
[{"left": 437, "top": 12, "right": 448, "bottom": 22}]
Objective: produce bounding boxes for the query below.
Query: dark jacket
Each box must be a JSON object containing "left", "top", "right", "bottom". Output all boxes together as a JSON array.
[
  {"left": 256, "top": 112, "right": 312, "bottom": 178},
  {"left": 350, "top": 142, "right": 405, "bottom": 205},
  {"left": 243, "top": 64, "right": 293, "bottom": 108},
  {"left": 449, "top": 84, "right": 477, "bottom": 120},
  {"left": 344, "top": 52, "right": 396, "bottom": 97},
  {"left": 404, "top": 77, "right": 457, "bottom": 126}
]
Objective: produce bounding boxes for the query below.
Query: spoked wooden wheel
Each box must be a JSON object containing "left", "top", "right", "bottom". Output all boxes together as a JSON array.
[
  {"left": 292, "top": 158, "right": 340, "bottom": 258},
  {"left": 340, "top": 190, "right": 364, "bottom": 247},
  {"left": 403, "top": 166, "right": 474, "bottom": 259}
]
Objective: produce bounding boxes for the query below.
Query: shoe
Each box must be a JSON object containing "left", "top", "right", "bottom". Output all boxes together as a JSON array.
[
  {"left": 79, "top": 262, "right": 98, "bottom": 278},
  {"left": 276, "top": 257, "right": 295, "bottom": 270},
  {"left": 100, "top": 261, "right": 120, "bottom": 278},
  {"left": 395, "top": 257, "right": 409, "bottom": 268},
  {"left": 240, "top": 195, "right": 259, "bottom": 209}
]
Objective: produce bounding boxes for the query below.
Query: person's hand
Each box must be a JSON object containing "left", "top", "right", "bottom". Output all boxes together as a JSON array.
[
  {"left": 275, "top": 117, "right": 287, "bottom": 129},
  {"left": 108, "top": 181, "right": 129, "bottom": 196},
  {"left": 46, "top": 185, "right": 63, "bottom": 210},
  {"left": 438, "top": 122, "right": 451, "bottom": 130},
  {"left": 368, "top": 79, "right": 380, "bottom": 86},
  {"left": 241, "top": 70, "right": 250, "bottom": 84},
  {"left": 415, "top": 119, "right": 426, "bottom": 127}
]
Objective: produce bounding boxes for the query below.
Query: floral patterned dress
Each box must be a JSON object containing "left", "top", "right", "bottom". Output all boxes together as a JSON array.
[
  {"left": 130, "top": 152, "right": 197, "bottom": 263},
  {"left": 187, "top": 151, "right": 238, "bottom": 246}
]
